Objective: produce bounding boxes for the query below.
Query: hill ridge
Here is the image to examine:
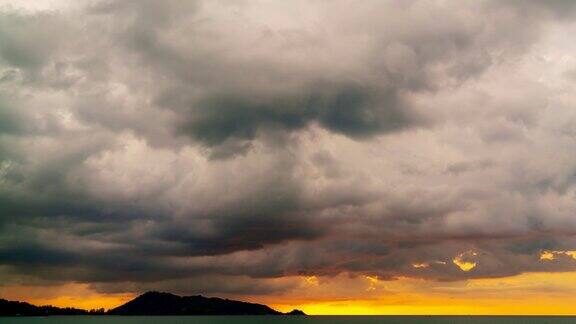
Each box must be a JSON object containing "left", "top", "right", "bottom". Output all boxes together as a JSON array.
[{"left": 0, "top": 291, "right": 305, "bottom": 316}]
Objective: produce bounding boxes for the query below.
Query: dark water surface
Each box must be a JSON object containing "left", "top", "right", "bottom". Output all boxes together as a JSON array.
[{"left": 1, "top": 316, "right": 575, "bottom": 324}]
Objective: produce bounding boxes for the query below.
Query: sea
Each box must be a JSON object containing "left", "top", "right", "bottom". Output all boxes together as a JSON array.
[{"left": 0, "top": 317, "right": 575, "bottom": 324}]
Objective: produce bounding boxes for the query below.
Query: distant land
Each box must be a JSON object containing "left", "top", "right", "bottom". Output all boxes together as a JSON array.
[
  {"left": 0, "top": 291, "right": 305, "bottom": 316},
  {"left": 0, "top": 299, "right": 95, "bottom": 316}
]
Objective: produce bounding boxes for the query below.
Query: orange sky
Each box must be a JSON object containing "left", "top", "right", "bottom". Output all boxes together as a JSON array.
[
  {"left": 267, "top": 272, "right": 576, "bottom": 315},
  {"left": 2, "top": 271, "right": 576, "bottom": 315}
]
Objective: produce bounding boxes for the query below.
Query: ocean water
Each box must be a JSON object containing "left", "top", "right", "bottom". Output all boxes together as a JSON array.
[{"left": 0, "top": 316, "right": 575, "bottom": 324}]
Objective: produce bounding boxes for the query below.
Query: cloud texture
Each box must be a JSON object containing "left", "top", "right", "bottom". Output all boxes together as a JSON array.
[{"left": 2, "top": 0, "right": 576, "bottom": 298}]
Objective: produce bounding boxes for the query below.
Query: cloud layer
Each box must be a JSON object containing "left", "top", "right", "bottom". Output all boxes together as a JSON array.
[{"left": 2, "top": 0, "right": 576, "bottom": 298}]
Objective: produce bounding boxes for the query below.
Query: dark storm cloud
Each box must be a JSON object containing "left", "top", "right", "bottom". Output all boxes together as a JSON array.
[
  {"left": 0, "top": 14, "right": 56, "bottom": 71},
  {"left": 178, "top": 84, "right": 411, "bottom": 146},
  {"left": 1, "top": 0, "right": 576, "bottom": 298},
  {"left": 79, "top": 0, "right": 543, "bottom": 150},
  {"left": 151, "top": 214, "right": 324, "bottom": 256},
  {"left": 502, "top": 0, "right": 576, "bottom": 19},
  {"left": 0, "top": 12, "right": 73, "bottom": 87},
  {"left": 0, "top": 100, "right": 23, "bottom": 135}
]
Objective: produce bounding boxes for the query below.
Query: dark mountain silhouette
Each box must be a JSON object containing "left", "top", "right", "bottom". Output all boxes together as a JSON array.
[
  {"left": 108, "top": 291, "right": 305, "bottom": 315},
  {"left": 285, "top": 309, "right": 306, "bottom": 315},
  {"left": 0, "top": 291, "right": 305, "bottom": 316},
  {"left": 0, "top": 298, "right": 101, "bottom": 316}
]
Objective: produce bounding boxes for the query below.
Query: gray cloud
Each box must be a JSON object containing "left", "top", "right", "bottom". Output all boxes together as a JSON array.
[{"left": 1, "top": 0, "right": 576, "bottom": 299}]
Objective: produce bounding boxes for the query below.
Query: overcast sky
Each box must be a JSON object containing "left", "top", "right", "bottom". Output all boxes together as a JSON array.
[{"left": 2, "top": 0, "right": 576, "bottom": 314}]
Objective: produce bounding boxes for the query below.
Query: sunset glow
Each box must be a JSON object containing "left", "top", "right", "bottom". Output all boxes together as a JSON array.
[{"left": 1, "top": 0, "right": 576, "bottom": 316}]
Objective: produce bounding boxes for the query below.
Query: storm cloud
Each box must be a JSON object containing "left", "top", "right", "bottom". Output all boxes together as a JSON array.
[{"left": 1, "top": 0, "right": 576, "bottom": 299}]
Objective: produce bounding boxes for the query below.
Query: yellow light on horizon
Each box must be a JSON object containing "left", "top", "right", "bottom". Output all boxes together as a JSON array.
[
  {"left": 5, "top": 270, "right": 576, "bottom": 316},
  {"left": 269, "top": 272, "right": 576, "bottom": 315}
]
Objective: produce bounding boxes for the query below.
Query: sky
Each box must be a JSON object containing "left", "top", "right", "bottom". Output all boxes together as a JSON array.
[{"left": 1, "top": 0, "right": 576, "bottom": 315}]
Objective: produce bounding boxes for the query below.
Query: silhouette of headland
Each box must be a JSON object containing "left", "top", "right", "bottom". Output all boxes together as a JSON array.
[
  {"left": 0, "top": 299, "right": 97, "bottom": 316},
  {"left": 0, "top": 291, "right": 306, "bottom": 316}
]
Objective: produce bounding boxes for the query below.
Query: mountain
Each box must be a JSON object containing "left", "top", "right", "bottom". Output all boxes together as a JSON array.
[
  {"left": 285, "top": 309, "right": 306, "bottom": 315},
  {"left": 108, "top": 291, "right": 305, "bottom": 316},
  {"left": 0, "top": 291, "right": 305, "bottom": 316},
  {"left": 0, "top": 298, "right": 93, "bottom": 316}
]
